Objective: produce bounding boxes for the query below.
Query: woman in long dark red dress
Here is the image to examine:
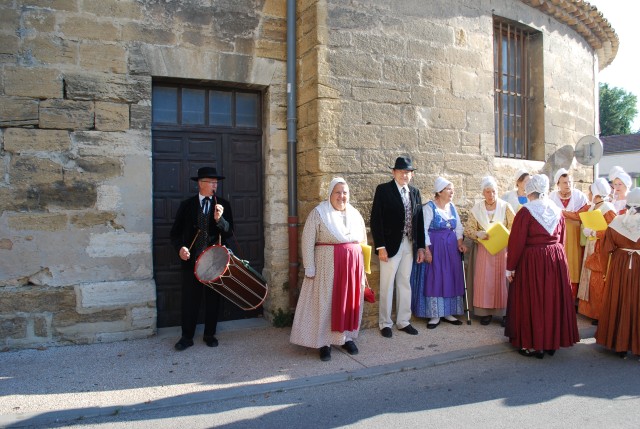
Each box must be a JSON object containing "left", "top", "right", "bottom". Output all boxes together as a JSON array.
[
  {"left": 505, "top": 174, "right": 580, "bottom": 358},
  {"left": 596, "top": 188, "right": 640, "bottom": 359}
]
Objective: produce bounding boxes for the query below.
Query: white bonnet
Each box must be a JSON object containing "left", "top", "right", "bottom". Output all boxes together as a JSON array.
[
  {"left": 525, "top": 174, "right": 550, "bottom": 196},
  {"left": 434, "top": 177, "right": 452, "bottom": 193},
  {"left": 553, "top": 168, "right": 569, "bottom": 186},
  {"left": 608, "top": 166, "right": 625, "bottom": 182},
  {"left": 590, "top": 178, "right": 611, "bottom": 198},
  {"left": 614, "top": 172, "right": 632, "bottom": 189},
  {"left": 627, "top": 188, "right": 640, "bottom": 208},
  {"left": 514, "top": 168, "right": 529, "bottom": 183},
  {"left": 328, "top": 177, "right": 347, "bottom": 199},
  {"left": 480, "top": 176, "right": 498, "bottom": 192}
]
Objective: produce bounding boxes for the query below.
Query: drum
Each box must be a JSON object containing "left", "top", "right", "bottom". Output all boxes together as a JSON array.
[{"left": 194, "top": 245, "right": 268, "bottom": 311}]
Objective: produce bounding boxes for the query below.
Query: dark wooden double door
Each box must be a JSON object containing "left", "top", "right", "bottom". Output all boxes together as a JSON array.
[{"left": 153, "top": 131, "right": 264, "bottom": 328}]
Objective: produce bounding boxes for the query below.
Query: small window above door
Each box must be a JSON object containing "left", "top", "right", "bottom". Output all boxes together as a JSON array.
[{"left": 152, "top": 84, "right": 260, "bottom": 129}]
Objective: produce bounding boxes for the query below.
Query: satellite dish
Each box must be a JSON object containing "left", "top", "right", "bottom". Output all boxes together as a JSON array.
[{"left": 574, "top": 135, "right": 603, "bottom": 166}]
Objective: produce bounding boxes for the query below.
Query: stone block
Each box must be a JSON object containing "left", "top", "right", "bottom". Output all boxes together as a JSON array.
[
  {"left": 423, "top": 107, "right": 467, "bottom": 130},
  {"left": 4, "top": 128, "right": 70, "bottom": 152},
  {"left": 383, "top": 58, "right": 420, "bottom": 85},
  {"left": 352, "top": 86, "right": 411, "bottom": 104},
  {"left": 0, "top": 97, "right": 39, "bottom": 127},
  {"left": 0, "top": 286, "right": 76, "bottom": 313},
  {"left": 361, "top": 103, "right": 402, "bottom": 126},
  {"left": 79, "top": 279, "right": 156, "bottom": 308},
  {"left": 9, "top": 156, "right": 64, "bottom": 186},
  {"left": 381, "top": 127, "right": 419, "bottom": 152},
  {"left": 24, "top": 37, "right": 77, "bottom": 65},
  {"left": 59, "top": 17, "right": 119, "bottom": 41},
  {"left": 466, "top": 111, "right": 494, "bottom": 134},
  {"left": 94, "top": 102, "right": 129, "bottom": 131},
  {"left": 421, "top": 62, "right": 451, "bottom": 89},
  {"left": 263, "top": 0, "right": 286, "bottom": 17},
  {"left": 130, "top": 104, "right": 151, "bottom": 129},
  {"left": 39, "top": 99, "right": 94, "bottom": 130},
  {"left": 339, "top": 124, "right": 380, "bottom": 149},
  {"left": 73, "top": 130, "right": 151, "bottom": 157},
  {"left": 4, "top": 66, "right": 62, "bottom": 99},
  {"left": 328, "top": 50, "right": 381, "bottom": 80},
  {"left": 70, "top": 211, "right": 117, "bottom": 228},
  {"left": 121, "top": 23, "right": 176, "bottom": 45},
  {"left": 23, "top": 179, "right": 97, "bottom": 210},
  {"left": 22, "top": 8, "right": 57, "bottom": 32},
  {"left": 34, "top": 316, "right": 49, "bottom": 337},
  {"left": 0, "top": 33, "right": 18, "bottom": 55},
  {"left": 0, "top": 238, "right": 13, "bottom": 250},
  {"left": 131, "top": 306, "right": 156, "bottom": 329},
  {"left": 0, "top": 317, "right": 27, "bottom": 339},
  {"left": 53, "top": 308, "right": 127, "bottom": 327},
  {"left": 79, "top": 44, "right": 127, "bottom": 74},
  {"left": 7, "top": 212, "right": 68, "bottom": 231},
  {"left": 86, "top": 232, "right": 150, "bottom": 258},
  {"left": 82, "top": 0, "right": 143, "bottom": 20},
  {"left": 65, "top": 72, "right": 151, "bottom": 103},
  {"left": 446, "top": 158, "right": 490, "bottom": 175},
  {"left": 19, "top": 0, "right": 78, "bottom": 12}
]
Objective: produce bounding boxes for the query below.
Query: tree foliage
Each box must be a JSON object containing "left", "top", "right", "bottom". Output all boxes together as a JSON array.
[{"left": 599, "top": 83, "right": 638, "bottom": 136}]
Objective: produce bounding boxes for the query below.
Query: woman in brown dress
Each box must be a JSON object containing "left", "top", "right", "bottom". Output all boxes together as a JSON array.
[{"left": 596, "top": 188, "right": 640, "bottom": 359}]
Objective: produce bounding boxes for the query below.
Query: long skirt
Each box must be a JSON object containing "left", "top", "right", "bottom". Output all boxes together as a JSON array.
[
  {"left": 473, "top": 245, "right": 508, "bottom": 317},
  {"left": 411, "top": 228, "right": 464, "bottom": 318}
]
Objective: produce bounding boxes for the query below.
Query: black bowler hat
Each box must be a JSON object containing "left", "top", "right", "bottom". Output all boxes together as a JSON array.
[
  {"left": 390, "top": 156, "right": 416, "bottom": 171},
  {"left": 190, "top": 166, "right": 225, "bottom": 181}
]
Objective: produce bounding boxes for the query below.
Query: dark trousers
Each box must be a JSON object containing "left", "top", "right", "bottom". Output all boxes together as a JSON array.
[{"left": 181, "top": 269, "right": 220, "bottom": 341}]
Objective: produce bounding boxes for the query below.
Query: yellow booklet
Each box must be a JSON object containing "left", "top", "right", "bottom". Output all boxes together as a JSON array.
[
  {"left": 579, "top": 210, "right": 608, "bottom": 240},
  {"left": 360, "top": 243, "right": 372, "bottom": 274},
  {"left": 479, "top": 222, "right": 510, "bottom": 256}
]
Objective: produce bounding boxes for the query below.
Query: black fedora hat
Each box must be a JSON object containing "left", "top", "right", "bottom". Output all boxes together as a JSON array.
[
  {"left": 390, "top": 156, "right": 416, "bottom": 171},
  {"left": 190, "top": 166, "right": 225, "bottom": 181}
]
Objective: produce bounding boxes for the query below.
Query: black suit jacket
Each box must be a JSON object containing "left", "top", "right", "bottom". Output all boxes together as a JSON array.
[
  {"left": 170, "top": 193, "right": 234, "bottom": 268},
  {"left": 370, "top": 180, "right": 425, "bottom": 258}
]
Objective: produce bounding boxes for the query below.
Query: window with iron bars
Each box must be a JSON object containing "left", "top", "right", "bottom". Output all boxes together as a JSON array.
[{"left": 494, "top": 20, "right": 533, "bottom": 159}]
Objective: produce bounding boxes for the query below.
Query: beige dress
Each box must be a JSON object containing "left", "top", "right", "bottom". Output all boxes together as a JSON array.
[{"left": 290, "top": 209, "right": 366, "bottom": 348}]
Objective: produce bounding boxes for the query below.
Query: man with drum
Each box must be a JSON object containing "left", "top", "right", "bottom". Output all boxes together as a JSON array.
[{"left": 170, "top": 166, "right": 234, "bottom": 351}]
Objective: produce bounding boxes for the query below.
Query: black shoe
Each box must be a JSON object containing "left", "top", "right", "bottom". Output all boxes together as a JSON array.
[
  {"left": 518, "top": 348, "right": 543, "bottom": 359},
  {"left": 545, "top": 350, "right": 556, "bottom": 356},
  {"left": 501, "top": 316, "right": 506, "bottom": 328},
  {"left": 442, "top": 317, "right": 463, "bottom": 326},
  {"left": 174, "top": 338, "right": 194, "bottom": 351},
  {"left": 320, "top": 346, "right": 331, "bottom": 361},
  {"left": 618, "top": 351, "right": 627, "bottom": 359},
  {"left": 427, "top": 319, "right": 440, "bottom": 329},
  {"left": 591, "top": 319, "right": 599, "bottom": 326},
  {"left": 399, "top": 324, "right": 419, "bottom": 335},
  {"left": 204, "top": 337, "right": 218, "bottom": 347},
  {"left": 341, "top": 340, "right": 359, "bottom": 355},
  {"left": 480, "top": 316, "right": 492, "bottom": 326},
  {"left": 380, "top": 327, "right": 393, "bottom": 338}
]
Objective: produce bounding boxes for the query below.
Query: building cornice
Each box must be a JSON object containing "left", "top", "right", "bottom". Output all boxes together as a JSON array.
[{"left": 520, "top": 0, "right": 618, "bottom": 70}]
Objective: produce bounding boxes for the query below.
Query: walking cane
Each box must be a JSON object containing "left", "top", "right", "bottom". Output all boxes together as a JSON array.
[{"left": 461, "top": 252, "right": 472, "bottom": 325}]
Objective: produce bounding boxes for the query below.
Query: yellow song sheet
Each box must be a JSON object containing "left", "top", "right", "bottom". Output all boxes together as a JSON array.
[
  {"left": 479, "top": 222, "right": 510, "bottom": 256},
  {"left": 579, "top": 210, "right": 608, "bottom": 240},
  {"left": 360, "top": 243, "right": 372, "bottom": 274}
]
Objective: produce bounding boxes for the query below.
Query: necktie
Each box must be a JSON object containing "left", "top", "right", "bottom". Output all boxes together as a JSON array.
[
  {"left": 401, "top": 187, "right": 412, "bottom": 238},
  {"left": 202, "top": 197, "right": 210, "bottom": 215}
]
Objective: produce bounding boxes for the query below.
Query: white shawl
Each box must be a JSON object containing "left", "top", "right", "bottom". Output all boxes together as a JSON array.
[
  {"left": 315, "top": 200, "right": 365, "bottom": 243},
  {"left": 523, "top": 198, "right": 562, "bottom": 235},
  {"left": 608, "top": 211, "right": 640, "bottom": 243},
  {"left": 470, "top": 198, "right": 508, "bottom": 231}
]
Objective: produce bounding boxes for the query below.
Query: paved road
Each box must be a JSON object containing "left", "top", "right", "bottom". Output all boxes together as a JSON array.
[{"left": 28, "top": 339, "right": 640, "bottom": 429}]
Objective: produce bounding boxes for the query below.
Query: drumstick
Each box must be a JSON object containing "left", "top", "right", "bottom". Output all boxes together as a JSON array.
[
  {"left": 214, "top": 195, "right": 222, "bottom": 246},
  {"left": 188, "top": 229, "right": 201, "bottom": 252}
]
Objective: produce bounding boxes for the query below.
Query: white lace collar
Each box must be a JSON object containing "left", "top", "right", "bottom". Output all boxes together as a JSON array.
[
  {"left": 609, "top": 212, "right": 640, "bottom": 242},
  {"left": 315, "top": 201, "right": 365, "bottom": 243},
  {"left": 523, "top": 198, "right": 562, "bottom": 235}
]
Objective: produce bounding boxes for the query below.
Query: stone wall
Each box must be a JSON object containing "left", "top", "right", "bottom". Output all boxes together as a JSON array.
[
  {"left": 0, "top": 0, "right": 612, "bottom": 347},
  {"left": 0, "top": 0, "right": 289, "bottom": 349},
  {"left": 297, "top": 0, "right": 603, "bottom": 328}
]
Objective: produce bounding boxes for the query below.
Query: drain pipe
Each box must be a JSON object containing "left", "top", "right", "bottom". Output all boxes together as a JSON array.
[{"left": 286, "top": 0, "right": 299, "bottom": 311}]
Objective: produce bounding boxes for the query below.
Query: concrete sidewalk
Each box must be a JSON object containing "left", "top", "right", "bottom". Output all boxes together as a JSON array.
[{"left": 0, "top": 316, "right": 595, "bottom": 428}]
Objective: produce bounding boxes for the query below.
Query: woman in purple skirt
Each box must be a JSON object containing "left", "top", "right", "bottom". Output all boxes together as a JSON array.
[{"left": 411, "top": 177, "right": 468, "bottom": 329}]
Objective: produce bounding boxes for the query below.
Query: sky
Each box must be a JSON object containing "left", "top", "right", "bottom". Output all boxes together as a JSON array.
[{"left": 589, "top": 0, "right": 640, "bottom": 132}]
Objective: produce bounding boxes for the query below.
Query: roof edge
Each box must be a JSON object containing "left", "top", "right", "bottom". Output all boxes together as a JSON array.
[{"left": 519, "top": 0, "right": 618, "bottom": 70}]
